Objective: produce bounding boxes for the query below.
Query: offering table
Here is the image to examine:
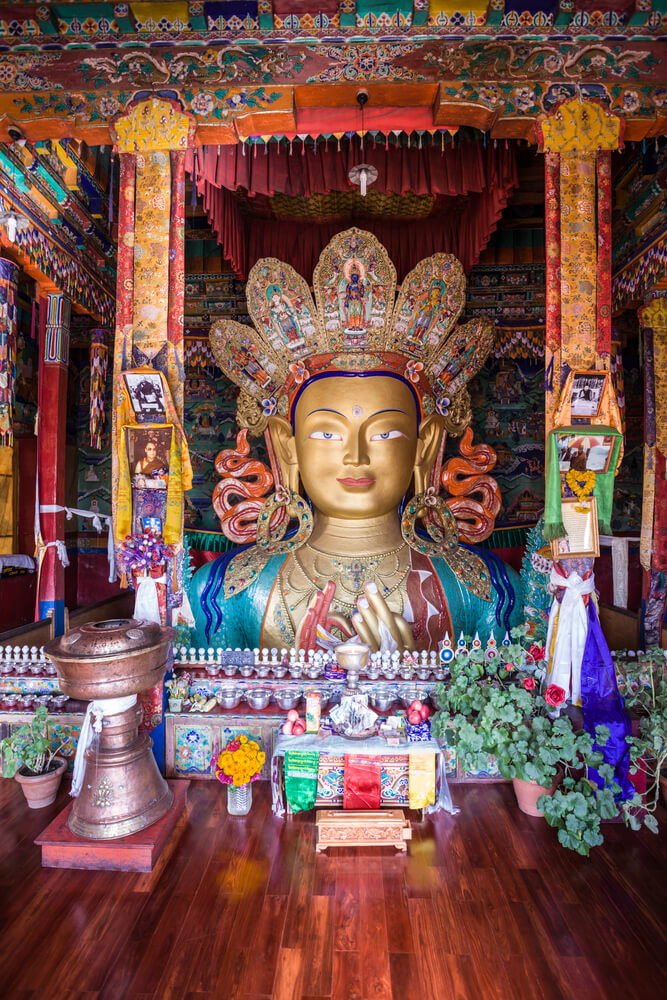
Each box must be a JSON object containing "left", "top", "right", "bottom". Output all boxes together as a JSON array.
[{"left": 271, "top": 731, "right": 457, "bottom": 818}]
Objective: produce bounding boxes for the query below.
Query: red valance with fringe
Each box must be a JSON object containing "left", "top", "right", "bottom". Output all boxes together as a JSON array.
[{"left": 187, "top": 139, "right": 518, "bottom": 281}]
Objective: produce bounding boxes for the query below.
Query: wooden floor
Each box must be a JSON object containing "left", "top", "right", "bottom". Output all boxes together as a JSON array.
[{"left": 0, "top": 777, "right": 665, "bottom": 1000}]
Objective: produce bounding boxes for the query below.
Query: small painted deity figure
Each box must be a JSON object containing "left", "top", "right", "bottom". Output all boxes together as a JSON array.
[
  {"left": 227, "top": 342, "right": 272, "bottom": 391},
  {"left": 407, "top": 280, "right": 444, "bottom": 346},
  {"left": 267, "top": 285, "right": 303, "bottom": 348},
  {"left": 343, "top": 262, "right": 366, "bottom": 330}
]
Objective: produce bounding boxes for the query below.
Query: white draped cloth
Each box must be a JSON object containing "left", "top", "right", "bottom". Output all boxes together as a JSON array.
[{"left": 545, "top": 569, "right": 595, "bottom": 707}]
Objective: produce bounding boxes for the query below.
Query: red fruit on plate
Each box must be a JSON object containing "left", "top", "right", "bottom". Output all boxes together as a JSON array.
[
  {"left": 292, "top": 721, "right": 306, "bottom": 736},
  {"left": 409, "top": 700, "right": 422, "bottom": 713},
  {"left": 408, "top": 711, "right": 422, "bottom": 725},
  {"left": 420, "top": 705, "right": 430, "bottom": 720},
  {"left": 286, "top": 709, "right": 299, "bottom": 723},
  {"left": 281, "top": 721, "right": 293, "bottom": 735}
]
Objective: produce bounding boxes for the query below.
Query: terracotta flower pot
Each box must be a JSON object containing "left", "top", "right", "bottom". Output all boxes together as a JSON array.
[
  {"left": 512, "top": 775, "right": 559, "bottom": 817},
  {"left": 15, "top": 756, "right": 67, "bottom": 809}
]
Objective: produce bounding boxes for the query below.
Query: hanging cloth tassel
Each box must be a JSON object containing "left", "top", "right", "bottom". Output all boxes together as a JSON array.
[
  {"left": 108, "top": 153, "right": 114, "bottom": 225},
  {"left": 89, "top": 329, "right": 109, "bottom": 450},
  {"left": 191, "top": 149, "right": 198, "bottom": 207}
]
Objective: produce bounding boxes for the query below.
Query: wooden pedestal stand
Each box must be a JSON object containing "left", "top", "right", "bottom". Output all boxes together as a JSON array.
[
  {"left": 315, "top": 809, "right": 412, "bottom": 853},
  {"left": 35, "top": 780, "right": 189, "bottom": 872}
]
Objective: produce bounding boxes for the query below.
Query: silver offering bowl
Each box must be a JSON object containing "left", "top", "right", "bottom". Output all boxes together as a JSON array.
[
  {"left": 245, "top": 688, "right": 272, "bottom": 710},
  {"left": 274, "top": 688, "right": 301, "bottom": 710},
  {"left": 370, "top": 690, "right": 395, "bottom": 712},
  {"left": 218, "top": 687, "right": 243, "bottom": 709}
]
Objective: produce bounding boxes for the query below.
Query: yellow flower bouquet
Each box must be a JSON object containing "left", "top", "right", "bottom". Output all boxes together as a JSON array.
[{"left": 215, "top": 733, "right": 266, "bottom": 787}]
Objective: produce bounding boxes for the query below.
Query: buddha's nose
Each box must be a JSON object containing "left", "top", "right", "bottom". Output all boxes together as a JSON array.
[{"left": 343, "top": 430, "right": 369, "bottom": 466}]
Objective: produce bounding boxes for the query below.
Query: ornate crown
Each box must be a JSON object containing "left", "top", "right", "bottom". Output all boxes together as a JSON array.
[{"left": 210, "top": 228, "right": 492, "bottom": 434}]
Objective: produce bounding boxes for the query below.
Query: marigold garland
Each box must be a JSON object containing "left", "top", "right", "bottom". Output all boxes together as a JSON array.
[
  {"left": 565, "top": 469, "right": 596, "bottom": 512},
  {"left": 215, "top": 733, "right": 265, "bottom": 786}
]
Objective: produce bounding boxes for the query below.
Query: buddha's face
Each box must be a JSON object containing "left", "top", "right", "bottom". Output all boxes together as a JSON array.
[{"left": 292, "top": 375, "right": 420, "bottom": 519}]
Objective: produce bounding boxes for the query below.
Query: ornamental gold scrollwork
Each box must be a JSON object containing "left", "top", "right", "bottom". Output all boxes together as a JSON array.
[
  {"left": 443, "top": 387, "right": 472, "bottom": 437},
  {"left": 639, "top": 297, "right": 667, "bottom": 333},
  {"left": 538, "top": 98, "right": 622, "bottom": 154},
  {"left": 112, "top": 96, "right": 196, "bottom": 153}
]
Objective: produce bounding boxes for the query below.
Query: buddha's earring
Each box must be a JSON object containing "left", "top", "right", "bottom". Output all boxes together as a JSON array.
[
  {"left": 222, "top": 486, "right": 313, "bottom": 599},
  {"left": 401, "top": 487, "right": 459, "bottom": 555},
  {"left": 401, "top": 486, "right": 492, "bottom": 601},
  {"left": 256, "top": 485, "right": 313, "bottom": 555}
]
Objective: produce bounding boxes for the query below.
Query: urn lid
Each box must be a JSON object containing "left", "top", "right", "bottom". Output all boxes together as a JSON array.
[{"left": 44, "top": 618, "right": 175, "bottom": 660}]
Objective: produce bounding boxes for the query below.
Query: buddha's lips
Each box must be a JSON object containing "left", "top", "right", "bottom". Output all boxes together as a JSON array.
[{"left": 337, "top": 477, "right": 376, "bottom": 487}]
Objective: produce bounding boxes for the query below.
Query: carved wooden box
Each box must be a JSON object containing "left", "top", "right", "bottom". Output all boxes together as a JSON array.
[{"left": 315, "top": 809, "right": 412, "bottom": 853}]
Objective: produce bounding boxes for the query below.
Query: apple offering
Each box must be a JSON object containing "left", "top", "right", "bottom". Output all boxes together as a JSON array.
[
  {"left": 407, "top": 700, "right": 430, "bottom": 726},
  {"left": 281, "top": 708, "right": 307, "bottom": 736}
]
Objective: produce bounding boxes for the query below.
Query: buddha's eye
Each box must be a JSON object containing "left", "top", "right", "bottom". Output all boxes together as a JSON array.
[
  {"left": 308, "top": 430, "right": 342, "bottom": 440},
  {"left": 370, "top": 429, "right": 406, "bottom": 441}
]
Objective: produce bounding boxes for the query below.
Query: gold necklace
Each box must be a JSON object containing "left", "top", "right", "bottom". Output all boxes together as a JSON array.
[{"left": 299, "top": 542, "right": 410, "bottom": 602}]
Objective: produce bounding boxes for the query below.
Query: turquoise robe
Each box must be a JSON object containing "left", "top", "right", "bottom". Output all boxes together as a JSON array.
[{"left": 190, "top": 546, "right": 525, "bottom": 650}]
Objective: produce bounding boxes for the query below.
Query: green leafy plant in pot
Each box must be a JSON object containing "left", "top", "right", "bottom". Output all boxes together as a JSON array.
[
  {"left": 431, "top": 624, "right": 548, "bottom": 779},
  {"left": 432, "top": 630, "right": 619, "bottom": 856},
  {"left": 1, "top": 704, "right": 69, "bottom": 809},
  {"left": 614, "top": 647, "right": 666, "bottom": 835}
]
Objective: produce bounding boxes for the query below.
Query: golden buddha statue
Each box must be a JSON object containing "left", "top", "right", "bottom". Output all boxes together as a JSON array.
[{"left": 190, "top": 229, "right": 523, "bottom": 652}]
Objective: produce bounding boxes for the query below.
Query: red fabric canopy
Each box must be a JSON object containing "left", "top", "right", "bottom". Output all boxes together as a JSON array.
[{"left": 190, "top": 139, "right": 518, "bottom": 280}]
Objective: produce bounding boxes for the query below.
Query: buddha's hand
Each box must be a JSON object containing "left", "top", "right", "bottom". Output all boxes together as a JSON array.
[
  {"left": 352, "top": 582, "right": 416, "bottom": 653},
  {"left": 297, "top": 580, "right": 355, "bottom": 652}
]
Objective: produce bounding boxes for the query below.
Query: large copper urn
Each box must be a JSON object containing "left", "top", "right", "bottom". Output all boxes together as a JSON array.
[{"left": 44, "top": 618, "right": 175, "bottom": 840}]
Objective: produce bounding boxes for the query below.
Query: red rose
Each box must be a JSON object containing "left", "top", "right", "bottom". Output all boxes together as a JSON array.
[
  {"left": 528, "top": 644, "right": 546, "bottom": 662},
  {"left": 504, "top": 662, "right": 516, "bottom": 672},
  {"left": 522, "top": 677, "right": 536, "bottom": 691},
  {"left": 544, "top": 684, "right": 566, "bottom": 707}
]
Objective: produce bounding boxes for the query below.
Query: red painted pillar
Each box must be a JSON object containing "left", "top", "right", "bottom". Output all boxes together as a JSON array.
[{"left": 36, "top": 292, "right": 70, "bottom": 634}]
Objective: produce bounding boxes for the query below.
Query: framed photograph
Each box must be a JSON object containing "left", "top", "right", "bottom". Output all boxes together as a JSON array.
[
  {"left": 556, "top": 432, "right": 615, "bottom": 474},
  {"left": 570, "top": 371, "right": 609, "bottom": 418},
  {"left": 127, "top": 426, "right": 172, "bottom": 490},
  {"left": 142, "top": 517, "right": 163, "bottom": 536},
  {"left": 124, "top": 371, "right": 166, "bottom": 422},
  {"left": 550, "top": 497, "right": 600, "bottom": 560}
]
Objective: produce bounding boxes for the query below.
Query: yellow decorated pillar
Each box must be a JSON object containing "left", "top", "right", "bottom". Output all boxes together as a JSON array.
[
  {"left": 537, "top": 100, "right": 622, "bottom": 431},
  {"left": 110, "top": 97, "right": 195, "bottom": 610}
]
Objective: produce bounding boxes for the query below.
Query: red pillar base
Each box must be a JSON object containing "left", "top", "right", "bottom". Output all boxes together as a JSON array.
[{"left": 35, "top": 779, "right": 189, "bottom": 872}]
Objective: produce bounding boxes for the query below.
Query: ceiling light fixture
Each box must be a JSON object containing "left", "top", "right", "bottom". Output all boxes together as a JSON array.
[{"left": 348, "top": 90, "right": 378, "bottom": 198}]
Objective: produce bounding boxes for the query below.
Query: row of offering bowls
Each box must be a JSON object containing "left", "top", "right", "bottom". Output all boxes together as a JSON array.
[
  {"left": 190, "top": 685, "right": 432, "bottom": 713},
  {"left": 202, "top": 663, "right": 445, "bottom": 682}
]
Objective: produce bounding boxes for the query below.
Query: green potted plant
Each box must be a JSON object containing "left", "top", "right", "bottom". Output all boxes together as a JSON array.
[
  {"left": 432, "top": 630, "right": 619, "bottom": 856},
  {"left": 615, "top": 648, "right": 666, "bottom": 834},
  {"left": 1, "top": 704, "right": 69, "bottom": 808},
  {"left": 166, "top": 671, "right": 191, "bottom": 713},
  {"left": 537, "top": 764, "right": 620, "bottom": 856}
]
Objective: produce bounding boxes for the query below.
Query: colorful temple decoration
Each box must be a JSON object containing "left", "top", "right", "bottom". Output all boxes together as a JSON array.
[
  {"left": 1, "top": 4, "right": 667, "bottom": 944},
  {"left": 0, "top": 258, "right": 18, "bottom": 447},
  {"left": 88, "top": 329, "right": 108, "bottom": 450},
  {"left": 110, "top": 97, "right": 196, "bottom": 615},
  {"left": 638, "top": 298, "right": 667, "bottom": 611}
]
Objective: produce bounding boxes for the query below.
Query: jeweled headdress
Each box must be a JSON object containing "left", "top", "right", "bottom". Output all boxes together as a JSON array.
[{"left": 210, "top": 228, "right": 492, "bottom": 435}]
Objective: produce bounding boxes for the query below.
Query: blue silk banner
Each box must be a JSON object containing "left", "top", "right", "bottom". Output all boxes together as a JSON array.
[{"left": 581, "top": 600, "right": 633, "bottom": 800}]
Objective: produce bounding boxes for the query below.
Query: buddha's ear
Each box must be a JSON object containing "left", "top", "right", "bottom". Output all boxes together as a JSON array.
[
  {"left": 414, "top": 414, "right": 445, "bottom": 495},
  {"left": 267, "top": 416, "right": 299, "bottom": 493}
]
